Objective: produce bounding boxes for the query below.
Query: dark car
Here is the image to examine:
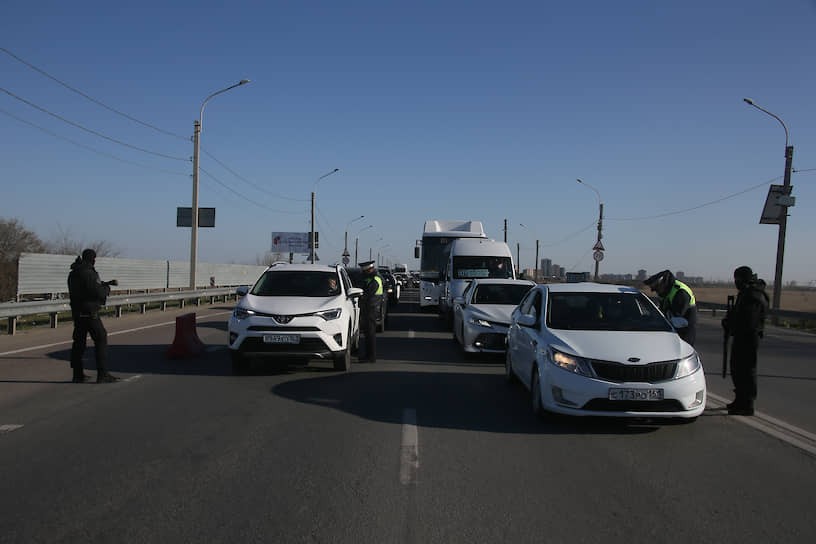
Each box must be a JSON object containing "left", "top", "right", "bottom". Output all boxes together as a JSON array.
[
  {"left": 380, "top": 271, "right": 401, "bottom": 305},
  {"left": 346, "top": 267, "right": 389, "bottom": 332}
]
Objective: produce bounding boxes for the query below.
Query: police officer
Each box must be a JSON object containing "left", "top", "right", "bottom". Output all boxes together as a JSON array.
[
  {"left": 358, "top": 260, "right": 383, "bottom": 362},
  {"left": 68, "top": 249, "right": 118, "bottom": 383},
  {"left": 722, "top": 265, "right": 769, "bottom": 416},
  {"left": 644, "top": 269, "right": 698, "bottom": 346}
]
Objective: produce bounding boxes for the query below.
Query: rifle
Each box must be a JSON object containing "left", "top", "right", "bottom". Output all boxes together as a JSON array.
[{"left": 722, "top": 295, "right": 735, "bottom": 379}]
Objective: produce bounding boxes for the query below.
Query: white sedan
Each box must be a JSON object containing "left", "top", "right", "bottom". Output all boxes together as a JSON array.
[
  {"left": 505, "top": 283, "right": 706, "bottom": 420},
  {"left": 452, "top": 279, "right": 535, "bottom": 353}
]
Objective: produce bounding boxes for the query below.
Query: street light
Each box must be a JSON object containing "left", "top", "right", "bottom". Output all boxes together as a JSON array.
[
  {"left": 519, "top": 223, "right": 540, "bottom": 282},
  {"left": 744, "top": 97, "right": 794, "bottom": 310},
  {"left": 577, "top": 178, "right": 604, "bottom": 281},
  {"left": 354, "top": 225, "right": 373, "bottom": 264},
  {"left": 190, "top": 79, "right": 250, "bottom": 289},
  {"left": 370, "top": 237, "right": 383, "bottom": 261},
  {"left": 311, "top": 168, "right": 340, "bottom": 263},
  {"left": 377, "top": 243, "right": 391, "bottom": 267},
  {"left": 344, "top": 215, "right": 365, "bottom": 263}
]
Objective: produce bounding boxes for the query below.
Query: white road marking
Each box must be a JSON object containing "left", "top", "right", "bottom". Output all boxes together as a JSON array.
[
  {"left": 707, "top": 392, "right": 816, "bottom": 456},
  {"left": 121, "top": 375, "right": 142, "bottom": 383},
  {"left": 0, "top": 424, "right": 24, "bottom": 433},
  {"left": 400, "top": 408, "right": 419, "bottom": 485},
  {"left": 0, "top": 311, "right": 232, "bottom": 357},
  {"left": 408, "top": 330, "right": 416, "bottom": 339}
]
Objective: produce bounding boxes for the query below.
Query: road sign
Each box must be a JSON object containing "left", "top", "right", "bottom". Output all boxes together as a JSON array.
[
  {"left": 593, "top": 250, "right": 604, "bottom": 262},
  {"left": 592, "top": 240, "right": 605, "bottom": 251},
  {"left": 271, "top": 232, "right": 310, "bottom": 253},
  {"left": 342, "top": 256, "right": 350, "bottom": 265}
]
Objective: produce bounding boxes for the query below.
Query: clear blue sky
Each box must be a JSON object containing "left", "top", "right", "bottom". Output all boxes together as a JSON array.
[{"left": 2, "top": 0, "right": 814, "bottom": 284}]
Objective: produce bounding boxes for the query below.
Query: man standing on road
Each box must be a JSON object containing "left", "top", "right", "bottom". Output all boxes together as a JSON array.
[
  {"left": 644, "top": 269, "right": 698, "bottom": 346},
  {"left": 67, "top": 249, "right": 118, "bottom": 383},
  {"left": 722, "top": 265, "right": 769, "bottom": 416},
  {"left": 358, "top": 260, "right": 383, "bottom": 363}
]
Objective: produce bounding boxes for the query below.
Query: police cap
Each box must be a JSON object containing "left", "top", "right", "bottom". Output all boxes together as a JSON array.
[{"left": 358, "top": 260, "right": 376, "bottom": 271}]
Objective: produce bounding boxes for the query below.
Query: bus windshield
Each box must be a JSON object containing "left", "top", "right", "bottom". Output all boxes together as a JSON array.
[{"left": 419, "top": 237, "right": 451, "bottom": 280}]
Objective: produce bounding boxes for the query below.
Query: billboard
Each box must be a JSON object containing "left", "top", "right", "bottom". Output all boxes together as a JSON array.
[{"left": 271, "top": 232, "right": 315, "bottom": 254}]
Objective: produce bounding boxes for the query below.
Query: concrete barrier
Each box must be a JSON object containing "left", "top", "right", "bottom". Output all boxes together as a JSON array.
[{"left": 165, "top": 313, "right": 205, "bottom": 359}]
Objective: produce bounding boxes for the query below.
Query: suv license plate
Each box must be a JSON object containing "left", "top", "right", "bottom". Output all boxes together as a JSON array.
[
  {"left": 609, "top": 388, "right": 664, "bottom": 401},
  {"left": 263, "top": 334, "right": 300, "bottom": 344}
]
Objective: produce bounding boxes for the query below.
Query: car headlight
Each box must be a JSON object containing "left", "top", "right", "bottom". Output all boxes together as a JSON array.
[
  {"left": 469, "top": 317, "right": 493, "bottom": 328},
  {"left": 233, "top": 307, "right": 255, "bottom": 319},
  {"left": 549, "top": 347, "right": 594, "bottom": 377},
  {"left": 674, "top": 352, "right": 701, "bottom": 379},
  {"left": 313, "top": 308, "right": 342, "bottom": 321}
]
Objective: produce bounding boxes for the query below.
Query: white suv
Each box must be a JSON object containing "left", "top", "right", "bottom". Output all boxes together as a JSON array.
[{"left": 228, "top": 263, "right": 363, "bottom": 373}]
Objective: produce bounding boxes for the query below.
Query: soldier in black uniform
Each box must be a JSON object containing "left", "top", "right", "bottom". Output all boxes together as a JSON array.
[
  {"left": 67, "top": 249, "right": 118, "bottom": 383},
  {"left": 358, "top": 261, "right": 383, "bottom": 363},
  {"left": 722, "top": 265, "right": 769, "bottom": 416}
]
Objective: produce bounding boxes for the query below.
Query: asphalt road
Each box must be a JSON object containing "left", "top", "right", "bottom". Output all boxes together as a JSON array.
[{"left": 1, "top": 290, "right": 815, "bottom": 543}]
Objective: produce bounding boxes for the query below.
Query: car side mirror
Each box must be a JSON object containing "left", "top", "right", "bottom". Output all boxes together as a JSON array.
[
  {"left": 517, "top": 314, "right": 536, "bottom": 328},
  {"left": 670, "top": 316, "right": 688, "bottom": 329},
  {"left": 347, "top": 287, "right": 363, "bottom": 299},
  {"left": 414, "top": 247, "right": 420, "bottom": 259},
  {"left": 453, "top": 296, "right": 465, "bottom": 305},
  {"left": 236, "top": 286, "right": 249, "bottom": 296}
]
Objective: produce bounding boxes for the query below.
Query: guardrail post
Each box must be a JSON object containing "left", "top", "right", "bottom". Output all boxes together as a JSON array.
[
  {"left": 180, "top": 299, "right": 185, "bottom": 309},
  {"left": 50, "top": 312, "right": 58, "bottom": 329},
  {"left": 116, "top": 306, "right": 123, "bottom": 318},
  {"left": 161, "top": 301, "right": 167, "bottom": 311},
  {"left": 195, "top": 297, "right": 201, "bottom": 307},
  {"left": 210, "top": 295, "right": 215, "bottom": 304},
  {"left": 8, "top": 316, "right": 17, "bottom": 335},
  {"left": 140, "top": 303, "right": 147, "bottom": 314}
]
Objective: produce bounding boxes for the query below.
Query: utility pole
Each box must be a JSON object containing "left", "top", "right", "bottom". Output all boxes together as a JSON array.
[
  {"left": 535, "top": 239, "right": 540, "bottom": 283},
  {"left": 504, "top": 219, "right": 507, "bottom": 243},
  {"left": 516, "top": 242, "right": 520, "bottom": 277}
]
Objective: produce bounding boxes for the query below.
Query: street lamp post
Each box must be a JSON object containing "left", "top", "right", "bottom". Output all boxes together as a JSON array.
[
  {"left": 519, "top": 223, "right": 540, "bottom": 282},
  {"left": 370, "top": 237, "right": 383, "bottom": 261},
  {"left": 190, "top": 79, "right": 250, "bottom": 289},
  {"left": 344, "top": 215, "right": 365, "bottom": 263},
  {"left": 311, "top": 168, "right": 340, "bottom": 263},
  {"left": 577, "top": 178, "right": 604, "bottom": 281},
  {"left": 354, "top": 225, "right": 373, "bottom": 264},
  {"left": 744, "top": 98, "right": 794, "bottom": 311}
]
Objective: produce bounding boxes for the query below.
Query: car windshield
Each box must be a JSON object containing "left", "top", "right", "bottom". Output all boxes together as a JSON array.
[
  {"left": 546, "top": 292, "right": 672, "bottom": 332},
  {"left": 453, "top": 256, "right": 513, "bottom": 279},
  {"left": 472, "top": 284, "right": 532, "bottom": 305},
  {"left": 251, "top": 270, "right": 340, "bottom": 297}
]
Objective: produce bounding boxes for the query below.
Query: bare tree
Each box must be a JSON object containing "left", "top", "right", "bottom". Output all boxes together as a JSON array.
[
  {"left": 0, "top": 218, "right": 47, "bottom": 301},
  {"left": 46, "top": 224, "right": 121, "bottom": 257}
]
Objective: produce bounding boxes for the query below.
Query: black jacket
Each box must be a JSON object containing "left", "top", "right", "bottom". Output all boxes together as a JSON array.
[
  {"left": 68, "top": 258, "right": 110, "bottom": 316},
  {"left": 725, "top": 280, "right": 769, "bottom": 337}
]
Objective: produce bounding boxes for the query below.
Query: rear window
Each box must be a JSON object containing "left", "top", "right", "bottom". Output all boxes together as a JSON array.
[
  {"left": 251, "top": 271, "right": 340, "bottom": 297},
  {"left": 472, "top": 284, "right": 532, "bottom": 305}
]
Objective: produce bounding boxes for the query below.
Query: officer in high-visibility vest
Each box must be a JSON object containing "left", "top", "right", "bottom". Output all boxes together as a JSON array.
[
  {"left": 644, "top": 269, "right": 698, "bottom": 346},
  {"left": 358, "top": 260, "right": 383, "bottom": 362}
]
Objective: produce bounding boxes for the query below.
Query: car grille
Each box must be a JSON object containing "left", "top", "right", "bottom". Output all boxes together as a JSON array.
[
  {"left": 474, "top": 333, "right": 506, "bottom": 350},
  {"left": 239, "top": 337, "right": 329, "bottom": 353},
  {"left": 591, "top": 360, "right": 677, "bottom": 383},
  {"left": 247, "top": 326, "right": 321, "bottom": 331},
  {"left": 581, "top": 399, "right": 686, "bottom": 412}
]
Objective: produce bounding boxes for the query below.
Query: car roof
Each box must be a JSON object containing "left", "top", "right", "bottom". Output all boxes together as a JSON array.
[
  {"left": 470, "top": 279, "right": 535, "bottom": 286},
  {"left": 541, "top": 282, "right": 641, "bottom": 294},
  {"left": 263, "top": 263, "right": 340, "bottom": 273}
]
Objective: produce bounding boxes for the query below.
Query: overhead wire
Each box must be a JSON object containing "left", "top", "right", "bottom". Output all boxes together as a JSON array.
[
  {"left": 1, "top": 87, "right": 188, "bottom": 161},
  {"left": 0, "top": 109, "right": 190, "bottom": 177},
  {"left": 201, "top": 148, "right": 309, "bottom": 202},
  {"left": 199, "top": 167, "right": 301, "bottom": 214},
  {"left": 1, "top": 47, "right": 189, "bottom": 141}
]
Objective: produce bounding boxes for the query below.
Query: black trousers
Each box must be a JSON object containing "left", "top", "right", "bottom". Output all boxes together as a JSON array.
[
  {"left": 730, "top": 333, "right": 759, "bottom": 405},
  {"left": 360, "top": 310, "right": 377, "bottom": 362},
  {"left": 70, "top": 315, "right": 109, "bottom": 375}
]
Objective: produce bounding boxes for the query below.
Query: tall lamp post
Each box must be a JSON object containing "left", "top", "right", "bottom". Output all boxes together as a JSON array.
[
  {"left": 370, "top": 237, "right": 383, "bottom": 261},
  {"left": 344, "top": 215, "right": 365, "bottom": 263},
  {"left": 378, "top": 244, "right": 391, "bottom": 267},
  {"left": 311, "top": 168, "right": 340, "bottom": 263},
  {"left": 354, "top": 225, "right": 373, "bottom": 264},
  {"left": 519, "top": 223, "right": 540, "bottom": 282},
  {"left": 190, "top": 79, "right": 250, "bottom": 289},
  {"left": 744, "top": 98, "right": 794, "bottom": 310},
  {"left": 577, "top": 178, "right": 604, "bottom": 281}
]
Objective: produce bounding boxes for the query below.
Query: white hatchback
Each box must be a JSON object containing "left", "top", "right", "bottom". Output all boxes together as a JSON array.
[
  {"left": 505, "top": 283, "right": 706, "bottom": 420},
  {"left": 228, "top": 263, "right": 363, "bottom": 373}
]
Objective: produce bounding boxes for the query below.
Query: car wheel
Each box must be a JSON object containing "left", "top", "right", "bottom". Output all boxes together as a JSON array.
[
  {"left": 531, "top": 366, "right": 545, "bottom": 418},
  {"left": 351, "top": 328, "right": 360, "bottom": 354},
  {"left": 231, "top": 350, "right": 249, "bottom": 375},
  {"left": 505, "top": 350, "right": 518, "bottom": 385}
]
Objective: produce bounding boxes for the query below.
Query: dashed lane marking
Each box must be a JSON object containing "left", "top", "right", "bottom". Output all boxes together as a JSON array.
[
  {"left": 0, "top": 424, "right": 24, "bottom": 433},
  {"left": 400, "top": 408, "right": 419, "bottom": 485},
  {"left": 0, "top": 311, "right": 232, "bottom": 357},
  {"left": 707, "top": 392, "right": 816, "bottom": 457}
]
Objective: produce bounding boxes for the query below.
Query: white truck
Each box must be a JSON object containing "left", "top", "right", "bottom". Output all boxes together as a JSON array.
[{"left": 437, "top": 237, "right": 516, "bottom": 327}]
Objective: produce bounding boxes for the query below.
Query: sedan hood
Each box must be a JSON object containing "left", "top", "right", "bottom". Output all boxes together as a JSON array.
[
  {"left": 550, "top": 330, "right": 694, "bottom": 363},
  {"left": 468, "top": 304, "right": 516, "bottom": 325},
  {"left": 242, "top": 294, "right": 342, "bottom": 315}
]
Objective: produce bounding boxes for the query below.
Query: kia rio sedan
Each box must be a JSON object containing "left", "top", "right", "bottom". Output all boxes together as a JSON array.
[
  {"left": 228, "top": 263, "right": 363, "bottom": 373},
  {"left": 452, "top": 278, "right": 535, "bottom": 354},
  {"left": 505, "top": 283, "right": 706, "bottom": 420}
]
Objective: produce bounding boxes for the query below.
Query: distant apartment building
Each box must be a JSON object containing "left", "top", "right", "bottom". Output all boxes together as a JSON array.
[
  {"left": 540, "top": 258, "right": 552, "bottom": 278},
  {"left": 637, "top": 269, "right": 647, "bottom": 281}
]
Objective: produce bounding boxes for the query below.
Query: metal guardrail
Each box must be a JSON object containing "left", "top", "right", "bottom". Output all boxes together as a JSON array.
[{"left": 0, "top": 288, "right": 242, "bottom": 335}]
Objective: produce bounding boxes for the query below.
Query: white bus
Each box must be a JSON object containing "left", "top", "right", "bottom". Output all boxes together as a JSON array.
[{"left": 415, "top": 220, "right": 487, "bottom": 310}]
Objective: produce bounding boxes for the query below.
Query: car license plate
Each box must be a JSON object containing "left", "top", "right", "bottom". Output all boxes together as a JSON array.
[
  {"left": 263, "top": 334, "right": 300, "bottom": 344},
  {"left": 608, "top": 388, "right": 664, "bottom": 401}
]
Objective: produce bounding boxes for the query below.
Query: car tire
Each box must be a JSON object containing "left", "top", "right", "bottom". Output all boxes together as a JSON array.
[
  {"left": 231, "top": 350, "right": 249, "bottom": 375},
  {"left": 531, "top": 366, "right": 545, "bottom": 419},
  {"left": 505, "top": 350, "right": 518, "bottom": 385},
  {"left": 334, "top": 327, "right": 352, "bottom": 371},
  {"left": 351, "top": 329, "right": 360, "bottom": 354}
]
